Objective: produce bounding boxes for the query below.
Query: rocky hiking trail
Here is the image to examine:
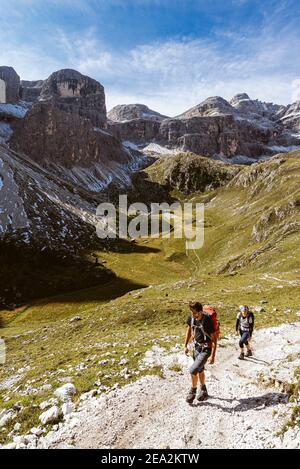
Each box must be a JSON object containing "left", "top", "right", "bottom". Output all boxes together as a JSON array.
[{"left": 32, "top": 322, "right": 300, "bottom": 450}]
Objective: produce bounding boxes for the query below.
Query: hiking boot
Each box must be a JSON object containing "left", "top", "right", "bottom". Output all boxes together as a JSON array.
[
  {"left": 197, "top": 385, "right": 208, "bottom": 402},
  {"left": 238, "top": 352, "right": 245, "bottom": 360},
  {"left": 245, "top": 350, "right": 253, "bottom": 357},
  {"left": 186, "top": 387, "right": 197, "bottom": 404}
]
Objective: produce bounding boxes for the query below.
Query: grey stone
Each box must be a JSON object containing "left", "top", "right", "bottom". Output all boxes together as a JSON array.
[
  {"left": 0, "top": 66, "right": 20, "bottom": 103},
  {"left": 54, "top": 383, "right": 77, "bottom": 402},
  {"left": 39, "top": 406, "right": 62, "bottom": 425}
]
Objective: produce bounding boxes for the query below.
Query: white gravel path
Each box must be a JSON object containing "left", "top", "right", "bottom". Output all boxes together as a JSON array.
[{"left": 36, "top": 322, "right": 300, "bottom": 449}]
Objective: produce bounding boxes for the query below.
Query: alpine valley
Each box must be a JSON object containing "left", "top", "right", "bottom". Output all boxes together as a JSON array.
[{"left": 0, "top": 66, "right": 300, "bottom": 450}]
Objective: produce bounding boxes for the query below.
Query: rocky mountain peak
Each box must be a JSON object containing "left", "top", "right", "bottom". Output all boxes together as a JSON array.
[
  {"left": 108, "top": 104, "right": 168, "bottom": 122},
  {"left": 40, "top": 69, "right": 107, "bottom": 128},
  {"left": 176, "top": 96, "right": 236, "bottom": 119},
  {"left": 230, "top": 92, "right": 284, "bottom": 121},
  {"left": 40, "top": 69, "right": 104, "bottom": 100},
  {"left": 230, "top": 93, "right": 251, "bottom": 106}
]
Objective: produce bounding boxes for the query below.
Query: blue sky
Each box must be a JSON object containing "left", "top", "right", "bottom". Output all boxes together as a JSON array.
[{"left": 0, "top": 0, "right": 300, "bottom": 115}]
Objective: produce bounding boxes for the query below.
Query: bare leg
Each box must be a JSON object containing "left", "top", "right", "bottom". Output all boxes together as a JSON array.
[
  {"left": 191, "top": 374, "right": 198, "bottom": 388},
  {"left": 198, "top": 371, "right": 205, "bottom": 385}
]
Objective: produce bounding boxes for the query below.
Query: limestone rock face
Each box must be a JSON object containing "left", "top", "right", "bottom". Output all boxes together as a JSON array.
[
  {"left": 40, "top": 69, "right": 107, "bottom": 128},
  {"left": 0, "top": 66, "right": 20, "bottom": 103},
  {"left": 11, "top": 102, "right": 128, "bottom": 168},
  {"left": 108, "top": 104, "right": 168, "bottom": 144},
  {"left": 108, "top": 104, "right": 170, "bottom": 145},
  {"left": 109, "top": 113, "right": 276, "bottom": 158},
  {"left": 158, "top": 115, "right": 273, "bottom": 158},
  {"left": 108, "top": 118, "right": 161, "bottom": 144},
  {"left": 20, "top": 80, "right": 44, "bottom": 103},
  {"left": 108, "top": 104, "right": 168, "bottom": 122}
]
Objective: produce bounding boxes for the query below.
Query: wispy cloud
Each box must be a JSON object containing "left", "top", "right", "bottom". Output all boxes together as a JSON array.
[
  {"left": 53, "top": 25, "right": 300, "bottom": 115},
  {"left": 0, "top": 1, "right": 299, "bottom": 115}
]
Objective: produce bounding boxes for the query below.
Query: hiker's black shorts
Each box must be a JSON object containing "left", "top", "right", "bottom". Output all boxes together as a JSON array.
[{"left": 190, "top": 348, "right": 211, "bottom": 375}]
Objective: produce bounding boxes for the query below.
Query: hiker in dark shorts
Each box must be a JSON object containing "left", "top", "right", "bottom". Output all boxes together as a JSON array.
[
  {"left": 236, "top": 305, "right": 255, "bottom": 360},
  {"left": 184, "top": 301, "right": 217, "bottom": 404}
]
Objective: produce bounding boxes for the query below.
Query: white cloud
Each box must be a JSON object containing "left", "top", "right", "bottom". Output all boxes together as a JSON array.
[
  {"left": 61, "top": 29, "right": 300, "bottom": 115},
  {"left": 0, "top": 44, "right": 62, "bottom": 81},
  {"left": 0, "top": 14, "right": 299, "bottom": 115}
]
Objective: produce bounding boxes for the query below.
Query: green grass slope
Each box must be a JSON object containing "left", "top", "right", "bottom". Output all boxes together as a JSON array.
[{"left": 145, "top": 152, "right": 240, "bottom": 195}]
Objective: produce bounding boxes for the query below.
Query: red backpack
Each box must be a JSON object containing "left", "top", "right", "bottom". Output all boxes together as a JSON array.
[{"left": 203, "top": 305, "right": 221, "bottom": 338}]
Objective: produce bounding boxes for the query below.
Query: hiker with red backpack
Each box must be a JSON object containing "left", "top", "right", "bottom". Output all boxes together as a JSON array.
[
  {"left": 236, "top": 305, "right": 255, "bottom": 360},
  {"left": 184, "top": 301, "right": 219, "bottom": 404}
]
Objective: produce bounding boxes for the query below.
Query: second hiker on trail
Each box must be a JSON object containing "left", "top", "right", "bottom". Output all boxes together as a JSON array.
[
  {"left": 236, "top": 305, "right": 255, "bottom": 360},
  {"left": 184, "top": 301, "right": 218, "bottom": 404}
]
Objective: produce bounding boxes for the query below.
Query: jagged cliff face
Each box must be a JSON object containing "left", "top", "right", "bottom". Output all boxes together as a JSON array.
[
  {"left": 40, "top": 69, "right": 107, "bottom": 128},
  {"left": 20, "top": 80, "right": 44, "bottom": 103},
  {"left": 159, "top": 115, "right": 273, "bottom": 158},
  {"left": 1, "top": 63, "right": 300, "bottom": 310},
  {"left": 1, "top": 65, "right": 299, "bottom": 200},
  {"left": 10, "top": 102, "right": 145, "bottom": 192},
  {"left": 107, "top": 104, "right": 168, "bottom": 146},
  {"left": 11, "top": 103, "right": 127, "bottom": 167},
  {"left": 108, "top": 118, "right": 161, "bottom": 144},
  {"left": 109, "top": 113, "right": 285, "bottom": 159}
]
